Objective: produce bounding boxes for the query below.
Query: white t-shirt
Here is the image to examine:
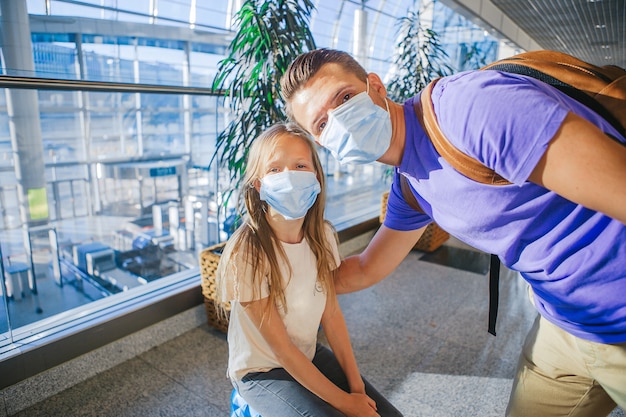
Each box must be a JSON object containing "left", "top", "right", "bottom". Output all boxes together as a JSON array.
[{"left": 218, "top": 223, "right": 340, "bottom": 381}]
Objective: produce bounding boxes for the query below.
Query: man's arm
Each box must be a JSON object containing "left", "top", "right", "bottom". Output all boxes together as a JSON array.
[
  {"left": 528, "top": 111, "right": 626, "bottom": 224},
  {"left": 336, "top": 224, "right": 426, "bottom": 294}
]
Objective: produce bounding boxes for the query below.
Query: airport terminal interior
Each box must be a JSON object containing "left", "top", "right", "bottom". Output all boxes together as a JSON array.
[{"left": 0, "top": 0, "right": 624, "bottom": 416}]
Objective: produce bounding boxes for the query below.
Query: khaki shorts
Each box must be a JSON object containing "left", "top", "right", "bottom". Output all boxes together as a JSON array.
[{"left": 506, "top": 314, "right": 626, "bottom": 417}]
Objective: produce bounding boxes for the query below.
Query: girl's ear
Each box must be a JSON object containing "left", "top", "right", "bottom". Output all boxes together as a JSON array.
[{"left": 253, "top": 178, "right": 261, "bottom": 193}]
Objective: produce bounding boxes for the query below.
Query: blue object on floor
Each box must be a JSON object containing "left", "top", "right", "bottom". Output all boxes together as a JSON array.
[{"left": 231, "top": 389, "right": 262, "bottom": 417}]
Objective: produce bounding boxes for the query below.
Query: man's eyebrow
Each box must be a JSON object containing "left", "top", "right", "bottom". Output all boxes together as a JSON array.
[{"left": 310, "top": 87, "right": 345, "bottom": 133}]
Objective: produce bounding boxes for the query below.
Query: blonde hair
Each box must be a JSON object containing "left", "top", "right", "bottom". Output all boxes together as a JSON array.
[{"left": 216, "top": 122, "right": 338, "bottom": 318}]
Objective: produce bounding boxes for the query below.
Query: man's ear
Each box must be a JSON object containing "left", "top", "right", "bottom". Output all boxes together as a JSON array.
[{"left": 366, "top": 73, "right": 387, "bottom": 97}]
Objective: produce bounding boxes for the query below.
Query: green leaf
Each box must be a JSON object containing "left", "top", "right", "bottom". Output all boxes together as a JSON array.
[
  {"left": 386, "top": 7, "right": 453, "bottom": 102},
  {"left": 210, "top": 0, "right": 317, "bottom": 197}
]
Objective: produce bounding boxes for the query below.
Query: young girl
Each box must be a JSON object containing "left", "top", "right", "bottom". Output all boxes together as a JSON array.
[{"left": 215, "top": 122, "right": 403, "bottom": 417}]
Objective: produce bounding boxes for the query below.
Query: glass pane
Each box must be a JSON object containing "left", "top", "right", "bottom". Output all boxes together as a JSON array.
[
  {"left": 0, "top": 86, "right": 224, "bottom": 343},
  {"left": 33, "top": 39, "right": 78, "bottom": 79},
  {"left": 157, "top": 0, "right": 191, "bottom": 27},
  {"left": 3, "top": 0, "right": 508, "bottom": 357},
  {"left": 195, "top": 3, "right": 230, "bottom": 30},
  {"left": 141, "top": 93, "right": 184, "bottom": 156},
  {"left": 137, "top": 45, "right": 185, "bottom": 85},
  {"left": 189, "top": 49, "right": 222, "bottom": 88}
]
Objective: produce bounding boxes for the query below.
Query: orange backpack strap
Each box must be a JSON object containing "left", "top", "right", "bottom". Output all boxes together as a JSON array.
[
  {"left": 411, "top": 52, "right": 625, "bottom": 336},
  {"left": 413, "top": 80, "right": 511, "bottom": 185}
]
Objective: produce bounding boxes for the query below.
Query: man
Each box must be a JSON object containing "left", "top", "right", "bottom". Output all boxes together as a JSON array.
[{"left": 279, "top": 48, "right": 626, "bottom": 417}]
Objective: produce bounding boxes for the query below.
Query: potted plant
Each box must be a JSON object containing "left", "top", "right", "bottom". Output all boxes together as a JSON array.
[
  {"left": 383, "top": 5, "right": 453, "bottom": 253},
  {"left": 211, "top": 0, "right": 316, "bottom": 198},
  {"left": 386, "top": 7, "right": 453, "bottom": 101}
]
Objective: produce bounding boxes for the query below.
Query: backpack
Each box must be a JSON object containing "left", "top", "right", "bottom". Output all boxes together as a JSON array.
[
  {"left": 404, "top": 50, "right": 626, "bottom": 335},
  {"left": 484, "top": 50, "right": 626, "bottom": 140}
]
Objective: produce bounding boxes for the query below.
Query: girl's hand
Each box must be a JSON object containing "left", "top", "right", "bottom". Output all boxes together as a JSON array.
[
  {"left": 340, "top": 392, "right": 379, "bottom": 417},
  {"left": 349, "top": 379, "right": 366, "bottom": 395}
]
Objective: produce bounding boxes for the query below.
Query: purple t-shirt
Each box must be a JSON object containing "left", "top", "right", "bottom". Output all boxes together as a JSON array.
[{"left": 384, "top": 70, "right": 626, "bottom": 343}]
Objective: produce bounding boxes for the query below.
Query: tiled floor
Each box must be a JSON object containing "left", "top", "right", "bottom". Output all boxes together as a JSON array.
[{"left": 5, "top": 239, "right": 624, "bottom": 417}]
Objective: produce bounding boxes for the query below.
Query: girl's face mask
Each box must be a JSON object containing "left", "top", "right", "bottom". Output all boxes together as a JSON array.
[
  {"left": 259, "top": 170, "right": 320, "bottom": 220},
  {"left": 318, "top": 81, "right": 392, "bottom": 164}
]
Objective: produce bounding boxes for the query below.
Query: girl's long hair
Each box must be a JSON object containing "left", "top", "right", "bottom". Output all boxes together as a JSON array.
[{"left": 216, "top": 122, "right": 337, "bottom": 319}]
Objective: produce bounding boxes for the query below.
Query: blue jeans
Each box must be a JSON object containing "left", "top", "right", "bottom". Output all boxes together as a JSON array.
[{"left": 233, "top": 344, "right": 403, "bottom": 417}]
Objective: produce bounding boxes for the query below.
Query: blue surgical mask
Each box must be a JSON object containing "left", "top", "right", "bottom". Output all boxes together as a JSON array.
[
  {"left": 319, "top": 82, "right": 392, "bottom": 164},
  {"left": 259, "top": 170, "right": 321, "bottom": 220}
]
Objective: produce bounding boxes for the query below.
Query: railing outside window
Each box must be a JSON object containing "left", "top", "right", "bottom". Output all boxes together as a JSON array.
[{"left": 0, "top": 78, "right": 231, "bottom": 355}]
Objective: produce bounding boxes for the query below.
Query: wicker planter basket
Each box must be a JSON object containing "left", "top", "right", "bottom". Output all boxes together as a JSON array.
[
  {"left": 380, "top": 191, "right": 449, "bottom": 253},
  {"left": 199, "top": 242, "right": 230, "bottom": 333}
]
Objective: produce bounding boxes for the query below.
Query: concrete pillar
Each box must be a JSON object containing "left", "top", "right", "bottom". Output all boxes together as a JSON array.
[
  {"left": 149, "top": 0, "right": 159, "bottom": 24},
  {"left": 226, "top": 0, "right": 245, "bottom": 29},
  {"left": 183, "top": 41, "right": 192, "bottom": 154},
  {"left": 421, "top": 1, "right": 435, "bottom": 32},
  {"left": 353, "top": 8, "right": 368, "bottom": 67},
  {"left": 0, "top": 0, "right": 48, "bottom": 226},
  {"left": 133, "top": 38, "right": 144, "bottom": 156}
]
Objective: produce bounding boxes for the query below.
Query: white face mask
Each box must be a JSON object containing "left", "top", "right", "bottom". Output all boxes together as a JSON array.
[
  {"left": 318, "top": 81, "right": 392, "bottom": 164},
  {"left": 259, "top": 170, "right": 321, "bottom": 220}
]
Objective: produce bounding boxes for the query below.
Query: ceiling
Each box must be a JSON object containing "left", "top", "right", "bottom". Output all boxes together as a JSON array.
[{"left": 491, "top": 0, "right": 625, "bottom": 69}]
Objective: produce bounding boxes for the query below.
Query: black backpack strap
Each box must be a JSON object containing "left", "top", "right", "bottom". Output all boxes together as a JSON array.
[
  {"left": 488, "top": 254, "right": 500, "bottom": 336},
  {"left": 401, "top": 172, "right": 501, "bottom": 336},
  {"left": 415, "top": 82, "right": 502, "bottom": 336},
  {"left": 484, "top": 63, "right": 626, "bottom": 138}
]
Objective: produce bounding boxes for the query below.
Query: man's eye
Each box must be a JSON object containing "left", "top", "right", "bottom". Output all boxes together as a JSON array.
[{"left": 341, "top": 93, "right": 351, "bottom": 103}]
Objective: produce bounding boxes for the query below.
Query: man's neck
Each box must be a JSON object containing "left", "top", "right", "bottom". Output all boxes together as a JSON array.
[{"left": 377, "top": 100, "right": 406, "bottom": 167}]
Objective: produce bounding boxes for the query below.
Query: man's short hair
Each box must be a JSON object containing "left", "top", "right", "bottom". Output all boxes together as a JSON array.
[{"left": 280, "top": 48, "right": 368, "bottom": 120}]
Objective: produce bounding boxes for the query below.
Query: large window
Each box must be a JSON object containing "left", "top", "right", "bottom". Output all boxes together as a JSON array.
[{"left": 1, "top": 0, "right": 508, "bottom": 384}]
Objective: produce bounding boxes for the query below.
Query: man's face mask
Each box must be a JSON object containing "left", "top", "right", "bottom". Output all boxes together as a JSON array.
[
  {"left": 259, "top": 170, "right": 321, "bottom": 220},
  {"left": 318, "top": 80, "right": 392, "bottom": 164}
]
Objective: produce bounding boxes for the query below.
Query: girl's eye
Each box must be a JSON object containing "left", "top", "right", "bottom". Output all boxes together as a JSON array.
[
  {"left": 296, "top": 164, "right": 307, "bottom": 169},
  {"left": 318, "top": 121, "right": 326, "bottom": 133},
  {"left": 341, "top": 93, "right": 351, "bottom": 103},
  {"left": 268, "top": 167, "right": 279, "bottom": 173}
]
